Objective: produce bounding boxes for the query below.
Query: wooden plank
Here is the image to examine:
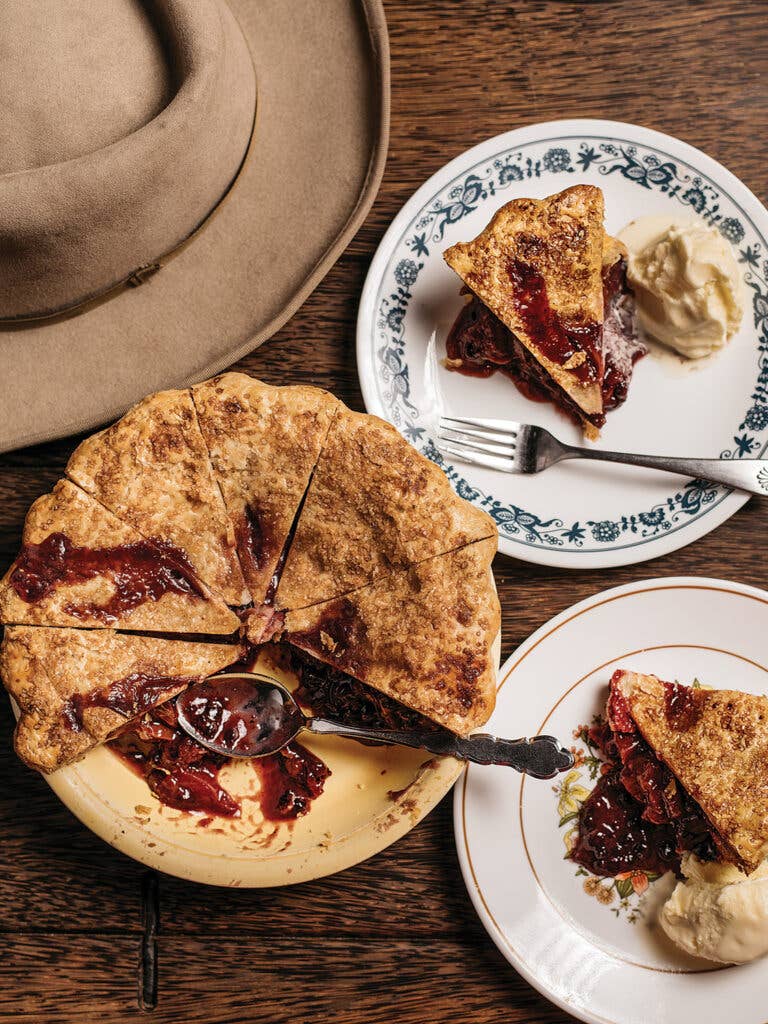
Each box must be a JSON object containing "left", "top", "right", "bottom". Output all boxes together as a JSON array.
[
  {"left": 0, "top": 706, "right": 144, "bottom": 931},
  {"left": 0, "top": 935, "right": 142, "bottom": 1023},
  {"left": 151, "top": 936, "right": 573, "bottom": 1024},
  {"left": 157, "top": 793, "right": 483, "bottom": 938}
]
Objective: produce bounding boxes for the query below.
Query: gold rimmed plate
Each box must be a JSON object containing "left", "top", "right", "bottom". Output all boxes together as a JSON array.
[{"left": 455, "top": 576, "right": 768, "bottom": 1024}]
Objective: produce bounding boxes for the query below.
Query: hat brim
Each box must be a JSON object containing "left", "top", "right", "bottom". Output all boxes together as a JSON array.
[{"left": 0, "top": 0, "right": 389, "bottom": 453}]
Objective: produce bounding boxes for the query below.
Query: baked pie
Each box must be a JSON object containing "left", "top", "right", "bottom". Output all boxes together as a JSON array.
[
  {"left": 571, "top": 670, "right": 768, "bottom": 878},
  {"left": 0, "top": 374, "right": 499, "bottom": 816},
  {"left": 443, "top": 185, "right": 645, "bottom": 438}
]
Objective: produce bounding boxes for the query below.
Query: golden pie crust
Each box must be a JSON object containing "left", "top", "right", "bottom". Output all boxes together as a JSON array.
[
  {"left": 619, "top": 671, "right": 768, "bottom": 874},
  {"left": 1, "top": 374, "right": 500, "bottom": 774},
  {"left": 192, "top": 373, "right": 338, "bottom": 604},
  {"left": 274, "top": 407, "right": 496, "bottom": 611},
  {"left": 3, "top": 626, "right": 240, "bottom": 773},
  {"left": 0, "top": 479, "right": 238, "bottom": 635},
  {"left": 280, "top": 538, "right": 499, "bottom": 735},
  {"left": 66, "top": 388, "right": 249, "bottom": 606}
]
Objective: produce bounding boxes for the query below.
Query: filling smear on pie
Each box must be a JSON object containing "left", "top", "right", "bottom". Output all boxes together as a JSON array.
[
  {"left": 0, "top": 480, "right": 238, "bottom": 635},
  {"left": 66, "top": 388, "right": 250, "bottom": 605},
  {"left": 443, "top": 185, "right": 645, "bottom": 438},
  {"left": 572, "top": 670, "right": 768, "bottom": 878}
]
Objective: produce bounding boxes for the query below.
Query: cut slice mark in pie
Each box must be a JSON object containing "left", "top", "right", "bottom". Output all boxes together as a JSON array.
[
  {"left": 572, "top": 670, "right": 768, "bottom": 878},
  {"left": 191, "top": 373, "right": 339, "bottom": 608},
  {"left": 2, "top": 625, "right": 241, "bottom": 773},
  {"left": 443, "top": 185, "right": 644, "bottom": 439},
  {"left": 65, "top": 388, "right": 249, "bottom": 606},
  {"left": 273, "top": 537, "right": 500, "bottom": 736},
  {"left": 0, "top": 479, "right": 239, "bottom": 635},
  {"left": 272, "top": 406, "right": 497, "bottom": 613}
]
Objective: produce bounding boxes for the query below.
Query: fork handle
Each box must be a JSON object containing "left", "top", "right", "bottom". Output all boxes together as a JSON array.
[{"left": 563, "top": 445, "right": 768, "bottom": 496}]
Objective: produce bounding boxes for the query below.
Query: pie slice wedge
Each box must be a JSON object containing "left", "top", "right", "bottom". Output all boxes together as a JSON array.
[
  {"left": 65, "top": 389, "right": 249, "bottom": 606},
  {"left": 192, "top": 373, "right": 338, "bottom": 604},
  {"left": 0, "top": 480, "right": 238, "bottom": 634},
  {"left": 443, "top": 185, "right": 644, "bottom": 438},
  {"left": 2, "top": 626, "right": 241, "bottom": 773},
  {"left": 273, "top": 407, "right": 496, "bottom": 612},
  {"left": 609, "top": 670, "right": 768, "bottom": 875},
  {"left": 274, "top": 537, "right": 500, "bottom": 735}
]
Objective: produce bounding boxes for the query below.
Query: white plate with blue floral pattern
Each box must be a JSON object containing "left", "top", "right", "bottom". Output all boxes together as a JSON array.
[
  {"left": 454, "top": 576, "right": 768, "bottom": 1024},
  {"left": 357, "top": 120, "right": 768, "bottom": 568}
]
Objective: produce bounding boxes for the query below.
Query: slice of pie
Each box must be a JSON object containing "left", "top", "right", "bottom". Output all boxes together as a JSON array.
[
  {"left": 443, "top": 185, "right": 645, "bottom": 439},
  {"left": 0, "top": 480, "right": 238, "bottom": 634},
  {"left": 2, "top": 626, "right": 241, "bottom": 773},
  {"left": 573, "top": 670, "right": 768, "bottom": 877},
  {"left": 192, "top": 373, "right": 338, "bottom": 604},
  {"left": 273, "top": 407, "right": 496, "bottom": 612},
  {"left": 273, "top": 538, "right": 499, "bottom": 735},
  {"left": 65, "top": 389, "right": 249, "bottom": 606}
]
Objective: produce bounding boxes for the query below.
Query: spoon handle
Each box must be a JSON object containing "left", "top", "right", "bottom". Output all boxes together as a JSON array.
[{"left": 306, "top": 719, "right": 573, "bottom": 779}]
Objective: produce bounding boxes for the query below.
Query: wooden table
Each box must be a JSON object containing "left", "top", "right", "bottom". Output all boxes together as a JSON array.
[{"left": 2, "top": 1, "right": 767, "bottom": 1021}]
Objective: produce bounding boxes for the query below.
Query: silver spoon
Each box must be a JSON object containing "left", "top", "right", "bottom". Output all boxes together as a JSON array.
[{"left": 176, "top": 672, "right": 574, "bottom": 780}]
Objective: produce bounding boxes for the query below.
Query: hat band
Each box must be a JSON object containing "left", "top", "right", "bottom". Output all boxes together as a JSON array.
[{"left": 0, "top": 0, "right": 257, "bottom": 322}]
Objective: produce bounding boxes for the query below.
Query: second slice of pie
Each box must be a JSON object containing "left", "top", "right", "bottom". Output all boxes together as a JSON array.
[
  {"left": 572, "top": 670, "right": 768, "bottom": 877},
  {"left": 0, "top": 480, "right": 238, "bottom": 634},
  {"left": 273, "top": 407, "right": 496, "bottom": 612},
  {"left": 3, "top": 626, "right": 241, "bottom": 773},
  {"left": 273, "top": 537, "right": 500, "bottom": 735}
]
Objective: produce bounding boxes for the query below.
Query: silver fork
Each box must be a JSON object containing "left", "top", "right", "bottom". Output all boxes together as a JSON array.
[{"left": 436, "top": 416, "right": 768, "bottom": 497}]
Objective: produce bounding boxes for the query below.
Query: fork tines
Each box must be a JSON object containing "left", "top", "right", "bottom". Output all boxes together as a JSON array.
[{"left": 437, "top": 415, "right": 521, "bottom": 472}]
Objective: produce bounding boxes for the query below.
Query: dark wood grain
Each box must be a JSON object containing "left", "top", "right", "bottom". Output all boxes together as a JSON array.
[{"left": 1, "top": 1, "right": 767, "bottom": 1021}]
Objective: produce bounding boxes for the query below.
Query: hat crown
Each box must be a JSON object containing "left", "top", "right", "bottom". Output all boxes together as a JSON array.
[
  {"left": 0, "top": 0, "right": 256, "bottom": 321},
  {"left": 0, "top": 0, "right": 173, "bottom": 175}
]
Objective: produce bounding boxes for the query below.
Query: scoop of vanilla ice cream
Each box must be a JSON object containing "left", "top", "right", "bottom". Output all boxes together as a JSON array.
[
  {"left": 618, "top": 215, "right": 744, "bottom": 359},
  {"left": 659, "top": 853, "right": 768, "bottom": 963}
]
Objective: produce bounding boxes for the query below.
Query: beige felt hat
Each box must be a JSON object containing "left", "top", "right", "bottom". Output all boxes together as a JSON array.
[{"left": 0, "top": 0, "right": 389, "bottom": 452}]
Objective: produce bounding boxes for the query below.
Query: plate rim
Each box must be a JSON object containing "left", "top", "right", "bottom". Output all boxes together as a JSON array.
[
  {"left": 356, "top": 117, "right": 768, "bottom": 569},
  {"left": 452, "top": 574, "right": 768, "bottom": 1024}
]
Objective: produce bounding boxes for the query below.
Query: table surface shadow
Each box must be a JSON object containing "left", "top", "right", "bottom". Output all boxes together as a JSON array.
[{"left": 1, "top": 1, "right": 766, "bottom": 1021}]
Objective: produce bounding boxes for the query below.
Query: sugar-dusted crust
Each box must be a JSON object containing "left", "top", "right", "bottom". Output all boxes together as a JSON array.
[
  {"left": 192, "top": 373, "right": 338, "bottom": 604},
  {"left": 2, "top": 626, "right": 241, "bottom": 773},
  {"left": 274, "top": 407, "right": 496, "bottom": 611},
  {"left": 0, "top": 480, "right": 238, "bottom": 634},
  {"left": 280, "top": 538, "right": 500, "bottom": 734},
  {"left": 66, "top": 389, "right": 249, "bottom": 606},
  {"left": 618, "top": 670, "right": 768, "bottom": 874},
  {"left": 444, "top": 184, "right": 606, "bottom": 420}
]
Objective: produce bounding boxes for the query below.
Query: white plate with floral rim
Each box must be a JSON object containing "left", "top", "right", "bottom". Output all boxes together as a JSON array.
[
  {"left": 357, "top": 119, "right": 768, "bottom": 568},
  {"left": 454, "top": 576, "right": 768, "bottom": 1024}
]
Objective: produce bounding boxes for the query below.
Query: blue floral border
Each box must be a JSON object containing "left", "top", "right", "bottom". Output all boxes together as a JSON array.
[{"left": 373, "top": 135, "right": 768, "bottom": 551}]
